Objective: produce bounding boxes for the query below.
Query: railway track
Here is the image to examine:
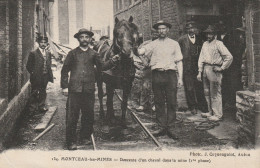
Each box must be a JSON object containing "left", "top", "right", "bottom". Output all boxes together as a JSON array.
[{"left": 85, "top": 89, "right": 175, "bottom": 151}]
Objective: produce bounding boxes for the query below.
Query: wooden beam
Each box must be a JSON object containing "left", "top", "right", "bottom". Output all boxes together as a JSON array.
[{"left": 34, "top": 106, "right": 57, "bottom": 131}]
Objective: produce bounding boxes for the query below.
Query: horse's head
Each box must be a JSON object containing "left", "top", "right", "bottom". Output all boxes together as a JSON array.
[{"left": 113, "top": 16, "right": 139, "bottom": 57}]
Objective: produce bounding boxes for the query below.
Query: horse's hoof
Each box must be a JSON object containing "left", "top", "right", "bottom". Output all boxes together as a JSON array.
[
  {"left": 107, "top": 117, "right": 117, "bottom": 125},
  {"left": 121, "top": 122, "right": 127, "bottom": 129}
]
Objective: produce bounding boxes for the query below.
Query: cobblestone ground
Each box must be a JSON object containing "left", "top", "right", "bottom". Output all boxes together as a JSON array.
[{"left": 4, "top": 64, "right": 239, "bottom": 151}]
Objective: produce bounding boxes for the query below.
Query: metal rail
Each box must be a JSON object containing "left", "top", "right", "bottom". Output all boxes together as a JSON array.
[{"left": 114, "top": 91, "right": 162, "bottom": 149}]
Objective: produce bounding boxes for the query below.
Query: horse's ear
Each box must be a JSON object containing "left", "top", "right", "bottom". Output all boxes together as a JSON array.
[
  {"left": 128, "top": 16, "right": 133, "bottom": 23},
  {"left": 115, "top": 17, "right": 119, "bottom": 24}
]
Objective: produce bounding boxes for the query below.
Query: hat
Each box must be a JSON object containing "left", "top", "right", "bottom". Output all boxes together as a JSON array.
[
  {"left": 37, "top": 35, "right": 48, "bottom": 42},
  {"left": 100, "top": 36, "right": 109, "bottom": 41},
  {"left": 216, "top": 22, "right": 226, "bottom": 32},
  {"left": 236, "top": 26, "right": 246, "bottom": 32},
  {"left": 186, "top": 21, "right": 196, "bottom": 29},
  {"left": 74, "top": 28, "right": 94, "bottom": 38},
  {"left": 204, "top": 25, "right": 216, "bottom": 33},
  {"left": 153, "top": 20, "right": 172, "bottom": 29}
]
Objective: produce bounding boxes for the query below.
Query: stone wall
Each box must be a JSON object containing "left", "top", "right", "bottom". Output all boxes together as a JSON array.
[{"left": 236, "top": 90, "right": 257, "bottom": 148}]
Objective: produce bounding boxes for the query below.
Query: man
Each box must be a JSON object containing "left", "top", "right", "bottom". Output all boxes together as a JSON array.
[
  {"left": 26, "top": 35, "right": 53, "bottom": 113},
  {"left": 216, "top": 21, "right": 236, "bottom": 108},
  {"left": 178, "top": 22, "right": 208, "bottom": 114},
  {"left": 135, "top": 30, "right": 158, "bottom": 112},
  {"left": 61, "top": 28, "right": 119, "bottom": 150},
  {"left": 197, "top": 25, "right": 233, "bottom": 121},
  {"left": 137, "top": 20, "right": 183, "bottom": 139}
]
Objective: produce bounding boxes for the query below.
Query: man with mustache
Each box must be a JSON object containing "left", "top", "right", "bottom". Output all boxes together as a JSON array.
[
  {"left": 61, "top": 28, "right": 119, "bottom": 150},
  {"left": 137, "top": 20, "right": 183, "bottom": 140},
  {"left": 26, "top": 35, "right": 53, "bottom": 114},
  {"left": 197, "top": 25, "right": 233, "bottom": 121},
  {"left": 178, "top": 22, "right": 208, "bottom": 115}
]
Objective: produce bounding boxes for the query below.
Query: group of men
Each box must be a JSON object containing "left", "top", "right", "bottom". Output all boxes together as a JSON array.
[
  {"left": 27, "top": 19, "right": 238, "bottom": 150},
  {"left": 136, "top": 20, "right": 233, "bottom": 139}
]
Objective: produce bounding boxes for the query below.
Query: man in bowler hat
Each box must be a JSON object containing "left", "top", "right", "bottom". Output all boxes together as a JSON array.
[
  {"left": 61, "top": 28, "right": 119, "bottom": 150},
  {"left": 26, "top": 35, "right": 53, "bottom": 113}
]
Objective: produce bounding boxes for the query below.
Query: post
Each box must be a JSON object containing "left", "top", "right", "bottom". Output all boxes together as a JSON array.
[{"left": 255, "top": 90, "right": 260, "bottom": 148}]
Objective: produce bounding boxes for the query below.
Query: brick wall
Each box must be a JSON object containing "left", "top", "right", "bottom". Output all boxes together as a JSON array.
[
  {"left": 0, "top": 1, "right": 7, "bottom": 99},
  {"left": 0, "top": 0, "right": 52, "bottom": 151},
  {"left": 8, "top": 0, "right": 18, "bottom": 101},
  {"left": 22, "top": 0, "right": 35, "bottom": 86}
]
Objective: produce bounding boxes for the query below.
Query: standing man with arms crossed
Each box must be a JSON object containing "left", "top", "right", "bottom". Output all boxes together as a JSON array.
[
  {"left": 61, "top": 28, "right": 119, "bottom": 150},
  {"left": 197, "top": 25, "right": 233, "bottom": 121},
  {"left": 137, "top": 20, "right": 183, "bottom": 139}
]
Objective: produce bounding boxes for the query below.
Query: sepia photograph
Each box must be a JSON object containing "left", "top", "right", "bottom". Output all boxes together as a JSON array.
[{"left": 0, "top": 0, "right": 259, "bottom": 167}]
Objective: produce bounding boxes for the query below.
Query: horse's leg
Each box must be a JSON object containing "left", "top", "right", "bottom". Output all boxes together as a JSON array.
[
  {"left": 121, "top": 81, "right": 132, "bottom": 121},
  {"left": 97, "top": 79, "right": 104, "bottom": 119},
  {"left": 106, "top": 83, "right": 116, "bottom": 124}
]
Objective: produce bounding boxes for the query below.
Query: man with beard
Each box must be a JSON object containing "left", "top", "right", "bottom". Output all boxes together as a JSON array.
[
  {"left": 61, "top": 28, "right": 119, "bottom": 150},
  {"left": 178, "top": 22, "right": 208, "bottom": 114},
  {"left": 137, "top": 21, "right": 183, "bottom": 140},
  {"left": 26, "top": 35, "right": 53, "bottom": 113},
  {"left": 197, "top": 25, "right": 233, "bottom": 121}
]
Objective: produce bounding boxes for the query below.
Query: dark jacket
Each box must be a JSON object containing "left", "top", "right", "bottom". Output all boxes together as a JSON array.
[
  {"left": 178, "top": 34, "right": 202, "bottom": 74},
  {"left": 61, "top": 47, "right": 115, "bottom": 92},
  {"left": 26, "top": 48, "right": 54, "bottom": 85}
]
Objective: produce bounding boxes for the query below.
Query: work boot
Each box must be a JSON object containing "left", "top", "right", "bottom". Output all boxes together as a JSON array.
[
  {"left": 201, "top": 112, "right": 212, "bottom": 118},
  {"left": 80, "top": 138, "right": 92, "bottom": 145},
  {"left": 207, "top": 115, "right": 223, "bottom": 121},
  {"left": 136, "top": 106, "right": 144, "bottom": 112},
  {"left": 167, "top": 129, "right": 179, "bottom": 140},
  {"left": 152, "top": 128, "right": 167, "bottom": 137},
  {"left": 191, "top": 108, "right": 197, "bottom": 115},
  {"left": 39, "top": 107, "right": 48, "bottom": 113},
  {"left": 67, "top": 143, "right": 77, "bottom": 150}
]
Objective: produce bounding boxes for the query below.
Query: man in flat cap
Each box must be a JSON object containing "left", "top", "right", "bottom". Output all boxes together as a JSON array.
[
  {"left": 178, "top": 22, "right": 207, "bottom": 114},
  {"left": 26, "top": 35, "right": 53, "bottom": 114},
  {"left": 61, "top": 28, "right": 119, "bottom": 150},
  {"left": 197, "top": 25, "right": 233, "bottom": 121},
  {"left": 137, "top": 20, "right": 183, "bottom": 139}
]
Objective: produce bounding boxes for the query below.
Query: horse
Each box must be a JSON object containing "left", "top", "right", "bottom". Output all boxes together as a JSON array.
[{"left": 94, "top": 16, "right": 139, "bottom": 125}]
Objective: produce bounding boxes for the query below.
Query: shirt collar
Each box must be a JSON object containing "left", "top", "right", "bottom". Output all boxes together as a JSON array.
[
  {"left": 80, "top": 46, "right": 89, "bottom": 51},
  {"left": 39, "top": 48, "right": 46, "bottom": 55}
]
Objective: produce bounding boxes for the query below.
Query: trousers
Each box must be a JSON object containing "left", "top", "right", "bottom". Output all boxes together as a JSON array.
[
  {"left": 66, "top": 92, "right": 95, "bottom": 145},
  {"left": 140, "top": 78, "right": 154, "bottom": 109},
  {"left": 28, "top": 74, "right": 48, "bottom": 112},
  {"left": 183, "top": 73, "right": 208, "bottom": 111},
  {"left": 203, "top": 65, "right": 223, "bottom": 118},
  {"left": 152, "top": 70, "right": 177, "bottom": 128}
]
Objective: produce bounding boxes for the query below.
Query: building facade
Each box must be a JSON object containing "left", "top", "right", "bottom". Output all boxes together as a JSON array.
[
  {"left": 0, "top": 0, "right": 53, "bottom": 150},
  {"left": 50, "top": 0, "right": 87, "bottom": 48}
]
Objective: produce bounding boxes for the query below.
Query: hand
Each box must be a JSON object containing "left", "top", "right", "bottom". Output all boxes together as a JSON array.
[
  {"left": 213, "top": 66, "right": 223, "bottom": 72},
  {"left": 111, "top": 55, "right": 120, "bottom": 63},
  {"left": 197, "top": 73, "right": 202, "bottom": 82},
  {"left": 177, "top": 79, "right": 183, "bottom": 88},
  {"left": 62, "top": 88, "right": 68, "bottom": 96}
]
